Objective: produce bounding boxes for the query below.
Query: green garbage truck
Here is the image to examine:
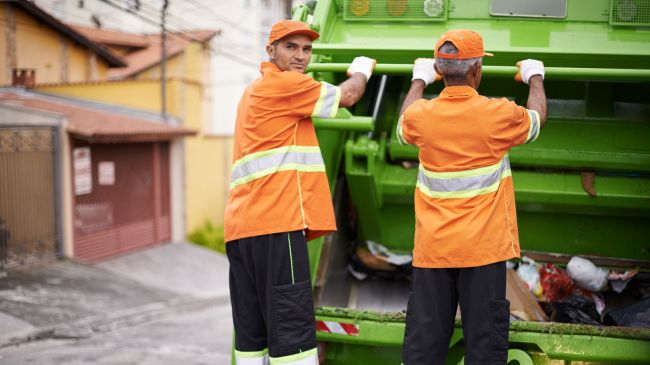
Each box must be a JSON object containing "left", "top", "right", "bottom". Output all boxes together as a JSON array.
[{"left": 239, "top": 0, "right": 650, "bottom": 363}]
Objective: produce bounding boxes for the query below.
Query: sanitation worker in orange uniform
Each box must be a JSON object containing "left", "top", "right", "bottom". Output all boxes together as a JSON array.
[
  {"left": 223, "top": 20, "right": 376, "bottom": 365},
  {"left": 397, "top": 30, "right": 547, "bottom": 364}
]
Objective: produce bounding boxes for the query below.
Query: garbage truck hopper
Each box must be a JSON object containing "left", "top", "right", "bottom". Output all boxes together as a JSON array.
[{"left": 239, "top": 0, "right": 650, "bottom": 364}]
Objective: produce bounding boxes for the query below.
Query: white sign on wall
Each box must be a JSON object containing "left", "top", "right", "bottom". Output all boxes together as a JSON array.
[
  {"left": 73, "top": 147, "right": 92, "bottom": 195},
  {"left": 98, "top": 161, "right": 115, "bottom": 186}
]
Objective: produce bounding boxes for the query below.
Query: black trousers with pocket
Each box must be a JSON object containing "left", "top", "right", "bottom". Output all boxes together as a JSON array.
[
  {"left": 226, "top": 230, "right": 316, "bottom": 358},
  {"left": 402, "top": 261, "right": 510, "bottom": 365}
]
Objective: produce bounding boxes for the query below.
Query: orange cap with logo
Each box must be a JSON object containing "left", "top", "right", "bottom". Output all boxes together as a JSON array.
[
  {"left": 267, "top": 20, "right": 320, "bottom": 46},
  {"left": 434, "top": 29, "right": 493, "bottom": 59}
]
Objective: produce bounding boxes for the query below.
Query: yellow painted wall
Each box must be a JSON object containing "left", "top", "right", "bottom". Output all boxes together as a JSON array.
[
  {"left": 39, "top": 79, "right": 163, "bottom": 113},
  {"left": 168, "top": 78, "right": 229, "bottom": 231},
  {"left": 66, "top": 43, "right": 89, "bottom": 81},
  {"left": 0, "top": 4, "right": 110, "bottom": 85},
  {"left": 133, "top": 43, "right": 205, "bottom": 83},
  {"left": 135, "top": 53, "right": 185, "bottom": 81},
  {"left": 14, "top": 8, "right": 61, "bottom": 84},
  {"left": 37, "top": 78, "right": 232, "bottom": 234},
  {"left": 97, "top": 59, "right": 109, "bottom": 80},
  {"left": 185, "top": 135, "right": 231, "bottom": 231},
  {"left": 181, "top": 43, "right": 204, "bottom": 82}
]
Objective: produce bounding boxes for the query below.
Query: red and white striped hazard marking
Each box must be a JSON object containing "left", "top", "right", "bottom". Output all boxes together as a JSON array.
[{"left": 316, "top": 320, "right": 359, "bottom": 336}]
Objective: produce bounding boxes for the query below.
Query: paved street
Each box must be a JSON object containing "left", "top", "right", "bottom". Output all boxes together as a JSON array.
[{"left": 0, "top": 242, "right": 233, "bottom": 365}]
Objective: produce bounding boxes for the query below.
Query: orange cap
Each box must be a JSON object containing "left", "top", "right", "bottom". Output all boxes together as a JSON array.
[
  {"left": 267, "top": 20, "right": 319, "bottom": 46},
  {"left": 434, "top": 29, "right": 493, "bottom": 59}
]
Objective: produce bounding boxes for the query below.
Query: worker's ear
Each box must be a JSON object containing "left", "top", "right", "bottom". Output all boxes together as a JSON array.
[
  {"left": 468, "top": 61, "right": 478, "bottom": 75},
  {"left": 470, "top": 61, "right": 482, "bottom": 89},
  {"left": 266, "top": 44, "right": 275, "bottom": 60},
  {"left": 434, "top": 62, "right": 441, "bottom": 76}
]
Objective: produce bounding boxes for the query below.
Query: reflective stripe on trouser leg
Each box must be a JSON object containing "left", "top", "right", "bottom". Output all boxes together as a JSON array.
[
  {"left": 235, "top": 348, "right": 269, "bottom": 365},
  {"left": 270, "top": 347, "right": 318, "bottom": 365},
  {"left": 288, "top": 233, "right": 295, "bottom": 285}
]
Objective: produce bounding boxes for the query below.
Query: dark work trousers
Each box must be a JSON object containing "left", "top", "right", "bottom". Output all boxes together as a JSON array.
[
  {"left": 402, "top": 261, "right": 510, "bottom": 365},
  {"left": 226, "top": 230, "right": 316, "bottom": 358}
]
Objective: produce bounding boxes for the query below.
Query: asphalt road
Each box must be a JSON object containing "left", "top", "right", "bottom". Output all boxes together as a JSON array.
[{"left": 0, "top": 242, "right": 233, "bottom": 365}]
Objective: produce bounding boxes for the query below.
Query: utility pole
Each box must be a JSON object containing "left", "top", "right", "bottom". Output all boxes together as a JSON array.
[{"left": 160, "top": 0, "right": 169, "bottom": 121}]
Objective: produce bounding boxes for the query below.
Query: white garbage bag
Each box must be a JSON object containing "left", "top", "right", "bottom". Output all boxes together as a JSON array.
[{"left": 566, "top": 256, "right": 609, "bottom": 292}]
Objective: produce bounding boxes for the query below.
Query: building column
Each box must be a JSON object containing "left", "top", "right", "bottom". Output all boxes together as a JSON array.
[
  {"left": 170, "top": 139, "right": 186, "bottom": 242},
  {"left": 4, "top": 3, "right": 17, "bottom": 85}
]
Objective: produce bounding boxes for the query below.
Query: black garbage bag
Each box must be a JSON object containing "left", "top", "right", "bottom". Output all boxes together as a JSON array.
[
  {"left": 552, "top": 295, "right": 601, "bottom": 325},
  {"left": 603, "top": 297, "right": 650, "bottom": 329}
]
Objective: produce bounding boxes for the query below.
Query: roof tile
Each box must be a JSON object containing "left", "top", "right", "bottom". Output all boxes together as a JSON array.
[
  {"left": 67, "top": 24, "right": 218, "bottom": 79},
  {"left": 0, "top": 90, "right": 195, "bottom": 143}
]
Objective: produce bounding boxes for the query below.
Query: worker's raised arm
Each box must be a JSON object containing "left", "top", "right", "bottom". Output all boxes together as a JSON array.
[
  {"left": 338, "top": 56, "right": 376, "bottom": 108},
  {"left": 527, "top": 77, "right": 547, "bottom": 127},
  {"left": 399, "top": 58, "right": 439, "bottom": 116},
  {"left": 516, "top": 59, "right": 548, "bottom": 128},
  {"left": 400, "top": 80, "right": 426, "bottom": 116}
]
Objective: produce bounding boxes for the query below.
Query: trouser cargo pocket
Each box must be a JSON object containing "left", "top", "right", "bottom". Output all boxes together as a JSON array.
[
  {"left": 269, "top": 279, "right": 316, "bottom": 357},
  {"left": 489, "top": 299, "right": 510, "bottom": 364}
]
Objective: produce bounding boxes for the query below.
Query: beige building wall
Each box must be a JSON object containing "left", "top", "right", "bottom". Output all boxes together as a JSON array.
[
  {"left": 0, "top": 5, "right": 9, "bottom": 84},
  {"left": 0, "top": 4, "right": 109, "bottom": 85}
]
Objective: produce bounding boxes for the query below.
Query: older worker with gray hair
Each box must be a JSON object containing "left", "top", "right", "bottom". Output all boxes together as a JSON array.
[{"left": 397, "top": 29, "right": 547, "bottom": 364}]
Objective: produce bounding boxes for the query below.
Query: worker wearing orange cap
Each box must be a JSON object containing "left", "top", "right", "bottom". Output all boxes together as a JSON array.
[
  {"left": 224, "top": 19, "right": 375, "bottom": 365},
  {"left": 397, "top": 29, "right": 547, "bottom": 364}
]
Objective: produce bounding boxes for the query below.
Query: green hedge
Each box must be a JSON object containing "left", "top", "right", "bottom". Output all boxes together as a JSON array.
[{"left": 188, "top": 220, "right": 225, "bottom": 254}]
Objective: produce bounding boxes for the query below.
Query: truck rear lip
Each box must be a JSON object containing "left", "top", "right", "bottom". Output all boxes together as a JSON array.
[{"left": 315, "top": 306, "right": 650, "bottom": 362}]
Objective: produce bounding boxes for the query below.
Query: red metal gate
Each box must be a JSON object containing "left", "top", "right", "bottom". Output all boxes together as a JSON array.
[{"left": 72, "top": 140, "right": 170, "bottom": 261}]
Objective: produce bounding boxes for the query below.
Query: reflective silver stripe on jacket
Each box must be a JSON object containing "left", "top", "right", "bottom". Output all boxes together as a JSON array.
[
  {"left": 525, "top": 109, "right": 541, "bottom": 144},
  {"left": 230, "top": 146, "right": 325, "bottom": 189},
  {"left": 311, "top": 82, "right": 341, "bottom": 119},
  {"left": 416, "top": 156, "right": 512, "bottom": 199},
  {"left": 396, "top": 115, "right": 408, "bottom": 145}
]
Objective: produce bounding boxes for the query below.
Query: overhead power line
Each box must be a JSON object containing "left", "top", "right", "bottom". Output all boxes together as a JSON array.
[
  {"left": 183, "top": 0, "right": 267, "bottom": 36},
  {"left": 96, "top": 0, "right": 261, "bottom": 68},
  {"left": 127, "top": 0, "right": 262, "bottom": 40}
]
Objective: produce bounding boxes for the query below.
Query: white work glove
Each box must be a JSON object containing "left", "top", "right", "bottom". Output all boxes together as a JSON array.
[
  {"left": 412, "top": 58, "right": 439, "bottom": 86},
  {"left": 347, "top": 56, "right": 376, "bottom": 81},
  {"left": 515, "top": 59, "right": 545, "bottom": 84}
]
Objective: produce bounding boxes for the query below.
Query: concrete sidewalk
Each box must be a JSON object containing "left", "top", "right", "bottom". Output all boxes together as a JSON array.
[{"left": 0, "top": 242, "right": 232, "bottom": 364}]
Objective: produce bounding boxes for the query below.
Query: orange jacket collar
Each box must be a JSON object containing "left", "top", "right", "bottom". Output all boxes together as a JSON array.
[
  {"left": 260, "top": 61, "right": 281, "bottom": 73},
  {"left": 439, "top": 85, "right": 478, "bottom": 98}
]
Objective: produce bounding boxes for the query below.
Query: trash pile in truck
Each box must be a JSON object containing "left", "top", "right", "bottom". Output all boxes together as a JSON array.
[
  {"left": 348, "top": 241, "right": 648, "bottom": 329},
  {"left": 513, "top": 255, "right": 648, "bottom": 328}
]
